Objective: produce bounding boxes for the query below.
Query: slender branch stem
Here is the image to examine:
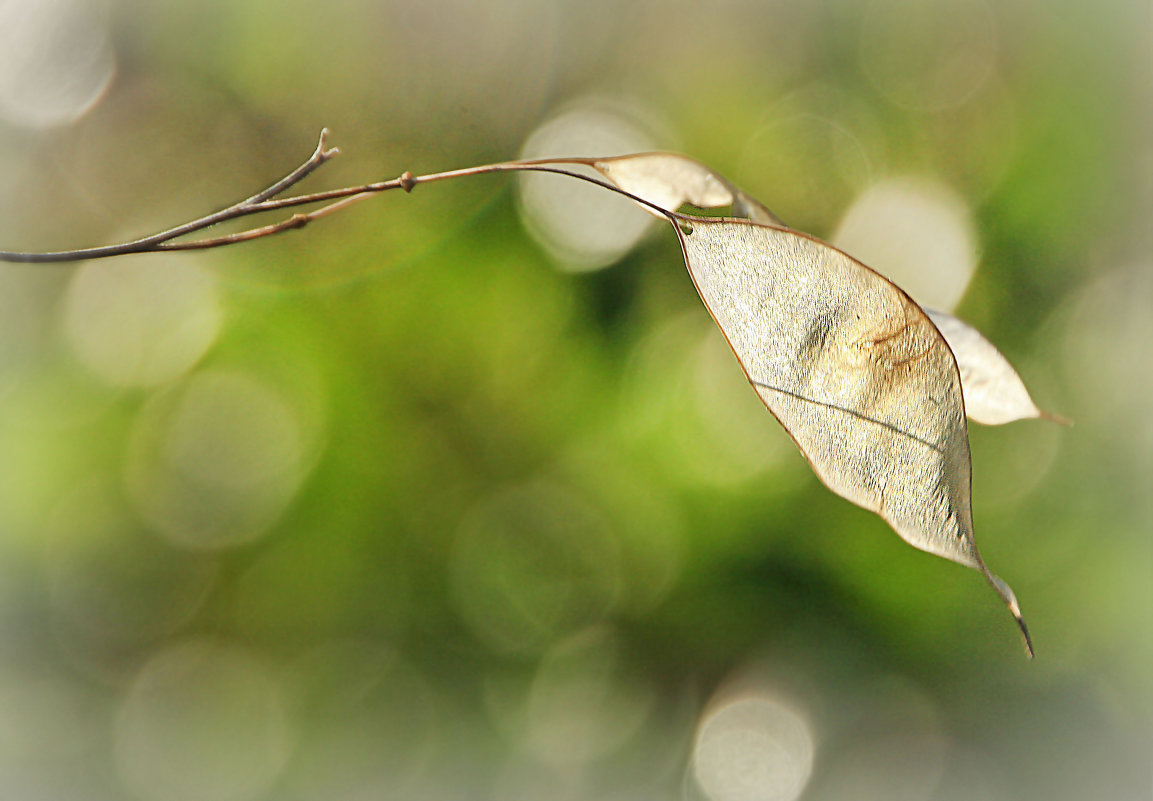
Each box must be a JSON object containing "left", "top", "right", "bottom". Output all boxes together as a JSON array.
[
  {"left": 0, "top": 129, "right": 349, "bottom": 263},
  {"left": 0, "top": 135, "right": 676, "bottom": 264}
]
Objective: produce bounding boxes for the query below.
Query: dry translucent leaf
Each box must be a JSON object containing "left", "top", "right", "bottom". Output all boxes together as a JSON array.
[
  {"left": 594, "top": 153, "right": 732, "bottom": 213},
  {"left": 528, "top": 154, "right": 1033, "bottom": 652},
  {"left": 591, "top": 153, "right": 1055, "bottom": 430},
  {"left": 673, "top": 216, "right": 1032, "bottom": 655},
  {"left": 592, "top": 153, "right": 786, "bottom": 226},
  {"left": 925, "top": 308, "right": 1066, "bottom": 426}
]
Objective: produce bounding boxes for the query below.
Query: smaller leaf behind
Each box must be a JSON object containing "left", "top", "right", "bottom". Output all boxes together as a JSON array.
[
  {"left": 592, "top": 153, "right": 785, "bottom": 225},
  {"left": 925, "top": 309, "right": 1069, "bottom": 426}
]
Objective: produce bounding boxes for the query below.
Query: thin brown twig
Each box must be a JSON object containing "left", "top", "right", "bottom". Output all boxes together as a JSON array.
[
  {"left": 153, "top": 191, "right": 379, "bottom": 251},
  {"left": 0, "top": 128, "right": 352, "bottom": 263},
  {"left": 0, "top": 136, "right": 687, "bottom": 264}
]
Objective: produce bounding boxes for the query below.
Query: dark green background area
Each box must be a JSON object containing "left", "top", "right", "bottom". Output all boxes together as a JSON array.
[{"left": 0, "top": 1, "right": 1148, "bottom": 799}]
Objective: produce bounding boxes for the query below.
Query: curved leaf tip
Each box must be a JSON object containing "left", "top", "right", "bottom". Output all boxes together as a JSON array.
[{"left": 984, "top": 570, "right": 1034, "bottom": 658}]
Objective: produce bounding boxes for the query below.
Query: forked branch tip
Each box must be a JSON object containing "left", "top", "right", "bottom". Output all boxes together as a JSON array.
[{"left": 315, "top": 128, "right": 340, "bottom": 160}]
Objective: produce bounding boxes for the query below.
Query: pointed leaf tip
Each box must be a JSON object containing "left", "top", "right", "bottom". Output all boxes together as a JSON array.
[
  {"left": 1020, "top": 618, "right": 1035, "bottom": 659},
  {"left": 984, "top": 570, "right": 1034, "bottom": 658}
]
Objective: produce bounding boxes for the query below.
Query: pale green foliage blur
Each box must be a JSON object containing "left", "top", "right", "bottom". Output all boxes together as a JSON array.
[{"left": 0, "top": 0, "right": 1149, "bottom": 800}]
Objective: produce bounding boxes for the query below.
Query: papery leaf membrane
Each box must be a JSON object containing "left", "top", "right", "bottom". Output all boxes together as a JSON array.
[
  {"left": 925, "top": 308, "right": 1063, "bottom": 426},
  {"left": 673, "top": 216, "right": 1031, "bottom": 653},
  {"left": 594, "top": 153, "right": 732, "bottom": 213},
  {"left": 591, "top": 152, "right": 1054, "bottom": 430},
  {"left": 592, "top": 152, "right": 786, "bottom": 226}
]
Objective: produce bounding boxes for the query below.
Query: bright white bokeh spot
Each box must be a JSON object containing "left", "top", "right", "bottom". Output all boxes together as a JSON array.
[
  {"left": 693, "top": 696, "right": 815, "bottom": 801},
  {"left": 64, "top": 255, "right": 222, "bottom": 388},
  {"left": 518, "top": 99, "right": 665, "bottom": 271},
  {"left": 126, "top": 369, "right": 317, "bottom": 550},
  {"left": 0, "top": 0, "right": 115, "bottom": 128},
  {"left": 832, "top": 178, "right": 977, "bottom": 311},
  {"left": 859, "top": 0, "right": 997, "bottom": 110},
  {"left": 115, "top": 640, "right": 292, "bottom": 801}
]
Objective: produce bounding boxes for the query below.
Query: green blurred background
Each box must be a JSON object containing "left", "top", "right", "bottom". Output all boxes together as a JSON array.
[{"left": 0, "top": 0, "right": 1149, "bottom": 799}]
